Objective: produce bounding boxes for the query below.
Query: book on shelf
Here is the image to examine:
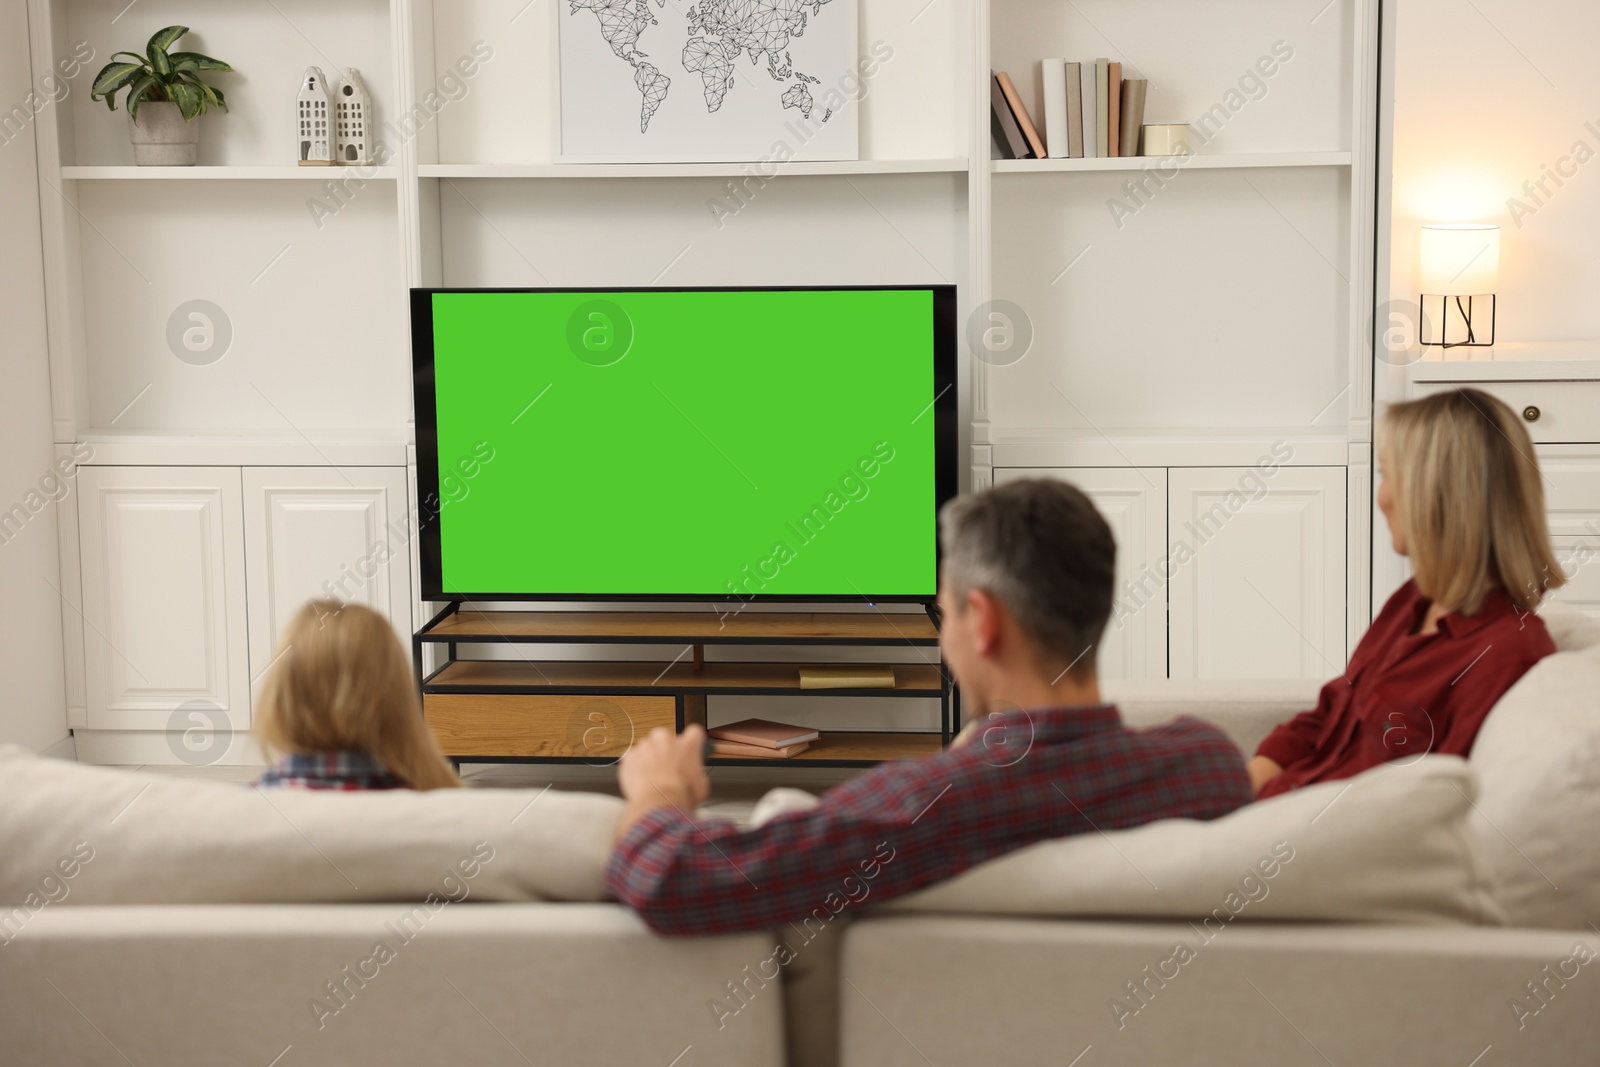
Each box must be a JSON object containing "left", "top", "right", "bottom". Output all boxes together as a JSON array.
[
  {"left": 798, "top": 665, "right": 895, "bottom": 689},
  {"left": 990, "top": 72, "right": 1031, "bottom": 159},
  {"left": 1007, "top": 57, "right": 1138, "bottom": 162},
  {"left": 1080, "top": 62, "right": 1098, "bottom": 157},
  {"left": 1107, "top": 61, "right": 1122, "bottom": 156},
  {"left": 1040, "top": 58, "right": 1069, "bottom": 159},
  {"left": 1094, "top": 58, "right": 1110, "bottom": 157},
  {"left": 1120, "top": 77, "right": 1148, "bottom": 156},
  {"left": 1064, "top": 61, "right": 1083, "bottom": 157},
  {"left": 711, "top": 739, "right": 812, "bottom": 759},
  {"left": 708, "top": 718, "right": 821, "bottom": 749},
  {"left": 996, "top": 71, "right": 1047, "bottom": 160}
]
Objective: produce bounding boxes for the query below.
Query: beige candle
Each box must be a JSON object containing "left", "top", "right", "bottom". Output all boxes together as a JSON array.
[{"left": 1141, "top": 124, "right": 1193, "bottom": 156}]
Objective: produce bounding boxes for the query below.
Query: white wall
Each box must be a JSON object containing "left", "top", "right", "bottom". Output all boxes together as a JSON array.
[
  {"left": 0, "top": 3, "right": 70, "bottom": 754},
  {"left": 1388, "top": 0, "right": 1600, "bottom": 343},
  {"left": 1376, "top": 0, "right": 1600, "bottom": 607}
]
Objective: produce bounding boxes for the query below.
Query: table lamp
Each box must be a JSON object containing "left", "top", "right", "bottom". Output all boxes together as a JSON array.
[{"left": 1419, "top": 223, "right": 1499, "bottom": 349}]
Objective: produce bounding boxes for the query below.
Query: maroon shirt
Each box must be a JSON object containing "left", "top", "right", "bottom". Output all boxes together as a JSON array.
[{"left": 1256, "top": 579, "right": 1554, "bottom": 799}]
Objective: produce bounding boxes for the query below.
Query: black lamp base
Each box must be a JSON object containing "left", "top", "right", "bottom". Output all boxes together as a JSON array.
[{"left": 1420, "top": 293, "right": 1495, "bottom": 349}]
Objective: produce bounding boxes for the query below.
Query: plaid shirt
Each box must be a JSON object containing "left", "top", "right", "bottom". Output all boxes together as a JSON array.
[
  {"left": 254, "top": 750, "right": 409, "bottom": 791},
  {"left": 607, "top": 705, "right": 1252, "bottom": 935}
]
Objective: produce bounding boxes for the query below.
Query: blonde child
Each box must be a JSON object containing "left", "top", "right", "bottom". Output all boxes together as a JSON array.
[{"left": 254, "top": 600, "right": 460, "bottom": 790}]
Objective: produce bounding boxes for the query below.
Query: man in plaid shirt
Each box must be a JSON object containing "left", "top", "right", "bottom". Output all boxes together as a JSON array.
[{"left": 607, "top": 479, "right": 1253, "bottom": 937}]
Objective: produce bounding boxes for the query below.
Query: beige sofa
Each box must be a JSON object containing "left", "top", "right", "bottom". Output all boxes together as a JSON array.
[{"left": 5, "top": 614, "right": 1600, "bottom": 1067}]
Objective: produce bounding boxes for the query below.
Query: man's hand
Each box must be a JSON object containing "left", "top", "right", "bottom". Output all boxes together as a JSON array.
[
  {"left": 1246, "top": 755, "right": 1284, "bottom": 796},
  {"left": 614, "top": 724, "right": 711, "bottom": 841}
]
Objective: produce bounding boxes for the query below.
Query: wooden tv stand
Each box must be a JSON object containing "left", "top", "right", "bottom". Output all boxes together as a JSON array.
[{"left": 413, "top": 604, "right": 955, "bottom": 768}]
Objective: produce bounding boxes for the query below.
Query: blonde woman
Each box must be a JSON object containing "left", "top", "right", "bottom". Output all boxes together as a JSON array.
[
  {"left": 254, "top": 600, "right": 461, "bottom": 791},
  {"left": 1250, "top": 387, "right": 1564, "bottom": 799}
]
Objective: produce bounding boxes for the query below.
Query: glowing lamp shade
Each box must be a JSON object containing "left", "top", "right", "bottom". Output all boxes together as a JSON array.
[{"left": 1419, "top": 224, "right": 1500, "bottom": 296}]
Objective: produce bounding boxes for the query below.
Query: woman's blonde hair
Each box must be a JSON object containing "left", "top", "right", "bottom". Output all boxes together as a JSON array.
[
  {"left": 255, "top": 600, "right": 461, "bottom": 790},
  {"left": 1381, "top": 387, "right": 1564, "bottom": 614}
]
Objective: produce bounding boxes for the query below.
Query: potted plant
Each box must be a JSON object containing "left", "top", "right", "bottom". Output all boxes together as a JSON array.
[{"left": 90, "top": 26, "right": 235, "bottom": 166}]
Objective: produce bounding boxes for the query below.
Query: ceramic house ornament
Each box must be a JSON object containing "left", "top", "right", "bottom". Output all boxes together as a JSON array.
[
  {"left": 335, "top": 68, "right": 371, "bottom": 165},
  {"left": 296, "top": 66, "right": 334, "bottom": 165}
]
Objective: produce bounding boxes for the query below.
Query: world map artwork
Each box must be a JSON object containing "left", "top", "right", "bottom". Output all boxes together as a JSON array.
[{"left": 567, "top": 0, "right": 841, "bottom": 133}]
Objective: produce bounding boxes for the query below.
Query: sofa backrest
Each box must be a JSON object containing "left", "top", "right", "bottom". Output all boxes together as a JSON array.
[
  {"left": 1106, "top": 678, "right": 1321, "bottom": 755},
  {"left": 0, "top": 746, "right": 622, "bottom": 910}
]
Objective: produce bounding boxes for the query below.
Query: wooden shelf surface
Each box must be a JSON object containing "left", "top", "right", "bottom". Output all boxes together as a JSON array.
[
  {"left": 709, "top": 731, "right": 942, "bottom": 763},
  {"left": 428, "top": 658, "right": 944, "bottom": 693},
  {"left": 423, "top": 610, "right": 940, "bottom": 644}
]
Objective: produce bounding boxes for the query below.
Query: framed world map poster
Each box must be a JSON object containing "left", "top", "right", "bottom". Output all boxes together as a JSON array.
[{"left": 558, "top": 0, "right": 861, "bottom": 163}]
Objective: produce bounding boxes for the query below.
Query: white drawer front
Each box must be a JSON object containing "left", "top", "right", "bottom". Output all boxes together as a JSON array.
[
  {"left": 1540, "top": 449, "right": 1600, "bottom": 536},
  {"left": 1550, "top": 537, "right": 1600, "bottom": 619},
  {"left": 1410, "top": 381, "right": 1600, "bottom": 444},
  {"left": 1541, "top": 448, "right": 1600, "bottom": 618}
]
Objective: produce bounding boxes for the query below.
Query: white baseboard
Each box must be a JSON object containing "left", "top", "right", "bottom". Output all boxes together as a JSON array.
[{"left": 37, "top": 734, "right": 77, "bottom": 761}]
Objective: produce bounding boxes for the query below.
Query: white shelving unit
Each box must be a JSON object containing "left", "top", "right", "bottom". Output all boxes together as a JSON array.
[
  {"left": 975, "top": 0, "right": 1380, "bottom": 678},
  {"left": 25, "top": 0, "right": 1380, "bottom": 758}
]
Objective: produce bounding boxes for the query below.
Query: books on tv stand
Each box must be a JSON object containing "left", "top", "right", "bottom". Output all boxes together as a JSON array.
[{"left": 413, "top": 603, "right": 956, "bottom": 768}]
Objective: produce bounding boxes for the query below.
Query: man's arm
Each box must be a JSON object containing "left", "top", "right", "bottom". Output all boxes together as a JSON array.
[
  {"left": 609, "top": 726, "right": 935, "bottom": 936},
  {"left": 607, "top": 714, "right": 1253, "bottom": 936},
  {"left": 614, "top": 724, "right": 710, "bottom": 843}
]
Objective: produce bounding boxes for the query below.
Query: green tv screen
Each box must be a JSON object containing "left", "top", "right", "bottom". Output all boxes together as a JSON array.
[{"left": 412, "top": 287, "right": 958, "bottom": 600}]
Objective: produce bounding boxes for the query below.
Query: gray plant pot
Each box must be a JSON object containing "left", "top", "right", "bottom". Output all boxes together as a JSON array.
[{"left": 129, "top": 101, "right": 198, "bottom": 166}]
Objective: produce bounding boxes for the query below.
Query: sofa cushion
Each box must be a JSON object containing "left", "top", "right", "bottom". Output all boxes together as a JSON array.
[
  {"left": 0, "top": 745, "right": 623, "bottom": 906},
  {"left": 1468, "top": 641, "right": 1600, "bottom": 929},
  {"left": 882, "top": 755, "right": 1502, "bottom": 925},
  {"left": 1538, "top": 597, "right": 1600, "bottom": 653}
]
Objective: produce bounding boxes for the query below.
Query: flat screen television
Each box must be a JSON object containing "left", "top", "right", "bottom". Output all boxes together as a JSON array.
[{"left": 411, "top": 286, "right": 958, "bottom": 601}]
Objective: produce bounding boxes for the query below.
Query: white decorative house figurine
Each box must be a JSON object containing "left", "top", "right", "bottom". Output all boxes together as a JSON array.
[
  {"left": 296, "top": 67, "right": 334, "bottom": 165},
  {"left": 335, "top": 68, "right": 371, "bottom": 165}
]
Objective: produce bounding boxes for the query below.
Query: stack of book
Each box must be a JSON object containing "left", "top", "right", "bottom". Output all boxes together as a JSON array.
[
  {"left": 992, "top": 60, "right": 1148, "bottom": 161},
  {"left": 707, "top": 718, "right": 820, "bottom": 759}
]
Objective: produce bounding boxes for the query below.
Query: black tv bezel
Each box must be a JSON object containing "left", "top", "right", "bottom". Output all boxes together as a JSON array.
[{"left": 411, "top": 284, "right": 959, "bottom": 604}]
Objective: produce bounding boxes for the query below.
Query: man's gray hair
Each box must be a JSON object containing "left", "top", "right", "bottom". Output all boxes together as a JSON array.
[{"left": 938, "top": 479, "right": 1115, "bottom": 678}]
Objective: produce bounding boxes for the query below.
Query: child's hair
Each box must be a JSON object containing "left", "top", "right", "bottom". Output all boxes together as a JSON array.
[
  {"left": 255, "top": 600, "right": 461, "bottom": 790},
  {"left": 1381, "top": 387, "right": 1565, "bottom": 614}
]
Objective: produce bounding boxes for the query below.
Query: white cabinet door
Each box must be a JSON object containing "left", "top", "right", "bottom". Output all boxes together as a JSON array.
[
  {"left": 77, "top": 467, "right": 249, "bottom": 730},
  {"left": 992, "top": 467, "right": 1167, "bottom": 679},
  {"left": 1168, "top": 467, "right": 1346, "bottom": 680},
  {"left": 242, "top": 467, "right": 412, "bottom": 694},
  {"left": 1536, "top": 447, "right": 1600, "bottom": 618}
]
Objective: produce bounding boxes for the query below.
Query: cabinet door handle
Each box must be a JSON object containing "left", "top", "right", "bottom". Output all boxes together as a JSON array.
[{"left": 1523, "top": 405, "right": 1542, "bottom": 423}]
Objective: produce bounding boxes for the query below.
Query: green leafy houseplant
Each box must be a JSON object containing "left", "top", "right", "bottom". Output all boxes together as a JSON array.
[{"left": 90, "top": 25, "right": 234, "bottom": 122}]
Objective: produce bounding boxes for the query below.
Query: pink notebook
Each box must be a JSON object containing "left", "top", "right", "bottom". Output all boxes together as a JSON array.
[
  {"left": 707, "top": 718, "right": 820, "bottom": 749},
  {"left": 711, "top": 739, "right": 811, "bottom": 759}
]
